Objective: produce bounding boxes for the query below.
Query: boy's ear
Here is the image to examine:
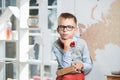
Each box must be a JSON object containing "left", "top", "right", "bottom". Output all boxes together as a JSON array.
[
  {"left": 74, "top": 27, "right": 79, "bottom": 34},
  {"left": 74, "top": 27, "right": 80, "bottom": 37}
]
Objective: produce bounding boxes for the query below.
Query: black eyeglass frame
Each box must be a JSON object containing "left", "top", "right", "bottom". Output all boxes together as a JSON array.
[{"left": 58, "top": 25, "right": 75, "bottom": 31}]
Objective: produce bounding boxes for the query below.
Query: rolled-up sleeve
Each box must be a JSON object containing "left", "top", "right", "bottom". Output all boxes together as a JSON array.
[
  {"left": 52, "top": 45, "right": 72, "bottom": 68},
  {"left": 82, "top": 41, "right": 93, "bottom": 75}
]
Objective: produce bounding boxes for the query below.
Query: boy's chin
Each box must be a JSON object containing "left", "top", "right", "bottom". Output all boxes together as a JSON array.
[
  {"left": 61, "top": 37, "right": 72, "bottom": 40},
  {"left": 61, "top": 37, "right": 68, "bottom": 40}
]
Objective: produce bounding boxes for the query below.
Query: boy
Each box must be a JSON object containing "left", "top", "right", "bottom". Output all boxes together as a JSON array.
[{"left": 52, "top": 13, "right": 92, "bottom": 80}]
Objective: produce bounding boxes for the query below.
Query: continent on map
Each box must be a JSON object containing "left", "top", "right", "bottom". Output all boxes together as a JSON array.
[{"left": 78, "top": 0, "right": 120, "bottom": 60}]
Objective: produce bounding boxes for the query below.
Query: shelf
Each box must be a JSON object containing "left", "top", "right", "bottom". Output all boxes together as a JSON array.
[
  {"left": 0, "top": 30, "right": 18, "bottom": 41},
  {"left": 4, "top": 58, "right": 16, "bottom": 61},
  {"left": 48, "top": 6, "right": 57, "bottom": 9},
  {"left": 0, "top": 40, "right": 18, "bottom": 42},
  {"left": 28, "top": 59, "right": 42, "bottom": 64},
  {"left": 50, "top": 60, "right": 57, "bottom": 64},
  {"left": 19, "top": 60, "right": 42, "bottom": 64},
  {"left": 29, "top": 33, "right": 42, "bottom": 36}
]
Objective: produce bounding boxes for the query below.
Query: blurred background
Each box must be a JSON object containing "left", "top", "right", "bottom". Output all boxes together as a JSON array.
[{"left": 0, "top": 0, "right": 120, "bottom": 80}]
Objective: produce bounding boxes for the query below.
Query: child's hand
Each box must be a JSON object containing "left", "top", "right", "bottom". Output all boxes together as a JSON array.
[
  {"left": 72, "top": 62, "right": 84, "bottom": 71},
  {"left": 59, "top": 37, "right": 72, "bottom": 51}
]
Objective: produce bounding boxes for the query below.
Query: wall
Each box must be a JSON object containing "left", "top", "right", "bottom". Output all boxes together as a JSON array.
[
  {"left": 75, "top": 0, "right": 120, "bottom": 80},
  {"left": 58, "top": 0, "right": 120, "bottom": 80}
]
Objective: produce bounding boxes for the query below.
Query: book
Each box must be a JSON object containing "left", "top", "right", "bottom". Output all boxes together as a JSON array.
[{"left": 56, "top": 66, "right": 76, "bottom": 76}]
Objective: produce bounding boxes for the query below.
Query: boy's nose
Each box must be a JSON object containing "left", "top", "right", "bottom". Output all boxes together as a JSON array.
[{"left": 63, "top": 27, "right": 67, "bottom": 31}]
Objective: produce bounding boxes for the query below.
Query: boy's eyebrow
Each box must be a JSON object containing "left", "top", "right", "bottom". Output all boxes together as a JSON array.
[
  {"left": 58, "top": 25, "right": 74, "bottom": 26},
  {"left": 58, "top": 25, "right": 75, "bottom": 27}
]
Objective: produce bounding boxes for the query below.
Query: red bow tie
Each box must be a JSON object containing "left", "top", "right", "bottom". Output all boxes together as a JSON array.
[{"left": 70, "top": 41, "right": 75, "bottom": 47}]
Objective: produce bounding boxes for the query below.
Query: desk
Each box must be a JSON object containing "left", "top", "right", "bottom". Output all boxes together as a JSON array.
[{"left": 106, "top": 75, "right": 120, "bottom": 80}]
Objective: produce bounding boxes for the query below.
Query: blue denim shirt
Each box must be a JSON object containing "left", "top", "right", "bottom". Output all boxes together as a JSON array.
[{"left": 52, "top": 37, "right": 92, "bottom": 75}]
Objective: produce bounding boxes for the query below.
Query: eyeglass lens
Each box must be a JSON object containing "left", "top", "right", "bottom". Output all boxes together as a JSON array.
[{"left": 58, "top": 25, "right": 75, "bottom": 31}]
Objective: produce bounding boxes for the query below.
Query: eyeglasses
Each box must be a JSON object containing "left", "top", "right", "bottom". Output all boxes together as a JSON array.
[{"left": 58, "top": 25, "right": 75, "bottom": 31}]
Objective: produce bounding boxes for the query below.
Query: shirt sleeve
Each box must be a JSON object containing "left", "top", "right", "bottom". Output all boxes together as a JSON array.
[
  {"left": 52, "top": 44, "right": 72, "bottom": 68},
  {"left": 62, "top": 50, "right": 72, "bottom": 68},
  {"left": 81, "top": 40, "right": 93, "bottom": 75}
]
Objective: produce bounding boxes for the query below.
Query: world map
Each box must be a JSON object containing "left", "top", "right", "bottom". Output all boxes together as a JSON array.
[{"left": 77, "top": 0, "right": 120, "bottom": 60}]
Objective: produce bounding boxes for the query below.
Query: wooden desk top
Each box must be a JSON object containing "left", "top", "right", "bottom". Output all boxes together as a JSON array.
[
  {"left": 106, "top": 74, "right": 120, "bottom": 77},
  {"left": 106, "top": 75, "right": 120, "bottom": 80}
]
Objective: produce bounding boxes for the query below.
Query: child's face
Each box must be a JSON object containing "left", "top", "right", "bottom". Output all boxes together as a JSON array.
[{"left": 57, "top": 18, "right": 78, "bottom": 40}]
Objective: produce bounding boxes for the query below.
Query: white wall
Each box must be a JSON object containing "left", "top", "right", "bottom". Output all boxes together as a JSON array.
[
  {"left": 58, "top": 0, "right": 120, "bottom": 80},
  {"left": 57, "top": 0, "right": 75, "bottom": 16},
  {"left": 75, "top": 0, "right": 120, "bottom": 80},
  {"left": 86, "top": 44, "right": 120, "bottom": 80}
]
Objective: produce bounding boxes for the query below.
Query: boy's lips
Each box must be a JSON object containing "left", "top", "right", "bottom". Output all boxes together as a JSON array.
[
  {"left": 63, "top": 34, "right": 67, "bottom": 35},
  {"left": 62, "top": 34, "right": 68, "bottom": 37}
]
